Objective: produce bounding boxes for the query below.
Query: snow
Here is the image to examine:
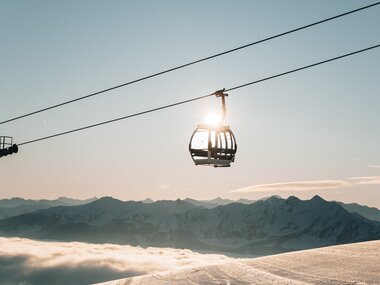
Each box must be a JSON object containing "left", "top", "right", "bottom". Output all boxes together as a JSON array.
[
  {"left": 94, "top": 240, "right": 380, "bottom": 285},
  {"left": 2, "top": 196, "right": 379, "bottom": 256}
]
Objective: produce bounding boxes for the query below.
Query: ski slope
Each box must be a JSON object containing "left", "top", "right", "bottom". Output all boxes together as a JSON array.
[{"left": 96, "top": 240, "right": 380, "bottom": 284}]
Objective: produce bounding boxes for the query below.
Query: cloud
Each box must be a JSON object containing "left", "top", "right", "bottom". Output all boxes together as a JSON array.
[
  {"left": 0, "top": 237, "right": 234, "bottom": 285},
  {"left": 160, "top": 184, "right": 171, "bottom": 189},
  {"left": 231, "top": 180, "right": 351, "bottom": 193},
  {"left": 367, "top": 164, "right": 380, "bottom": 169},
  {"left": 349, "top": 176, "right": 380, "bottom": 185}
]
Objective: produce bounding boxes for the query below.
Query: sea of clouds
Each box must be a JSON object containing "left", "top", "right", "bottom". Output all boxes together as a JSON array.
[{"left": 0, "top": 237, "right": 234, "bottom": 285}]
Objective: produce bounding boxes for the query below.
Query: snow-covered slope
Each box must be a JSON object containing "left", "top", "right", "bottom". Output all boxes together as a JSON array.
[{"left": 95, "top": 240, "right": 380, "bottom": 285}]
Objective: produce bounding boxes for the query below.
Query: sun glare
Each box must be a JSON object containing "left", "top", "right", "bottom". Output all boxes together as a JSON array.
[{"left": 204, "top": 113, "right": 222, "bottom": 127}]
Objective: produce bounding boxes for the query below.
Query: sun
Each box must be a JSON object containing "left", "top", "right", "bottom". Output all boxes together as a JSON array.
[{"left": 204, "top": 113, "right": 222, "bottom": 127}]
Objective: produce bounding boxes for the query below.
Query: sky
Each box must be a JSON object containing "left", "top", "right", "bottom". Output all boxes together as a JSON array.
[{"left": 1, "top": 1, "right": 380, "bottom": 207}]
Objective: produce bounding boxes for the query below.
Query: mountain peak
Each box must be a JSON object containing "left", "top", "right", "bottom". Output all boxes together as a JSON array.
[
  {"left": 208, "top": 197, "right": 234, "bottom": 205},
  {"left": 265, "top": 195, "right": 282, "bottom": 203},
  {"left": 142, "top": 198, "right": 154, "bottom": 203},
  {"left": 57, "top": 196, "right": 70, "bottom": 200},
  {"left": 211, "top": 197, "right": 224, "bottom": 202},
  {"left": 287, "top": 195, "right": 300, "bottom": 202},
  {"left": 311, "top": 195, "right": 325, "bottom": 202},
  {"left": 90, "top": 196, "right": 124, "bottom": 206}
]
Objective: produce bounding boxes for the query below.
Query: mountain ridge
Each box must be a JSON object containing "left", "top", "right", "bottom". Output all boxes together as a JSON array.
[
  {"left": 0, "top": 196, "right": 98, "bottom": 219},
  {"left": 1, "top": 195, "right": 379, "bottom": 222},
  {"left": 0, "top": 196, "right": 98, "bottom": 207},
  {"left": 1, "top": 195, "right": 379, "bottom": 255}
]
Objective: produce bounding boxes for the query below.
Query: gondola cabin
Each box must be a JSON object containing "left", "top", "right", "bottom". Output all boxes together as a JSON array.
[
  {"left": 0, "top": 136, "right": 18, "bottom": 158},
  {"left": 189, "top": 124, "right": 237, "bottom": 167}
]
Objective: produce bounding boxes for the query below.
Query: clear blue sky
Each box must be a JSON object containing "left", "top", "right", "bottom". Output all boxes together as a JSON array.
[{"left": 1, "top": 1, "right": 379, "bottom": 207}]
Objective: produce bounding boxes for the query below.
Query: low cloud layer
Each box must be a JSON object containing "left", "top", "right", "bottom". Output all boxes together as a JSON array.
[
  {"left": 350, "top": 176, "right": 380, "bottom": 185},
  {"left": 232, "top": 180, "right": 351, "bottom": 193},
  {"left": 0, "top": 237, "right": 234, "bottom": 285}
]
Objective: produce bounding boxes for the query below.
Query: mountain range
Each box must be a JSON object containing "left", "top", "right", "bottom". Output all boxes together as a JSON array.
[
  {"left": 2, "top": 196, "right": 379, "bottom": 222},
  {"left": 182, "top": 196, "right": 281, "bottom": 209},
  {"left": 0, "top": 197, "right": 97, "bottom": 219},
  {"left": 0, "top": 195, "right": 379, "bottom": 255}
]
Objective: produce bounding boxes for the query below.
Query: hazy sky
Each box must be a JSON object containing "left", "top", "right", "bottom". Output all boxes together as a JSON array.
[{"left": 1, "top": 1, "right": 379, "bottom": 207}]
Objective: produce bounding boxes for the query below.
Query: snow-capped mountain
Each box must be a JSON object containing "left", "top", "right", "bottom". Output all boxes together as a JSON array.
[
  {"left": 183, "top": 196, "right": 281, "bottom": 209},
  {"left": 0, "top": 197, "right": 98, "bottom": 219},
  {"left": 0, "top": 197, "right": 98, "bottom": 208},
  {"left": 184, "top": 197, "right": 380, "bottom": 222},
  {"left": 0, "top": 195, "right": 379, "bottom": 255},
  {"left": 338, "top": 202, "right": 380, "bottom": 222}
]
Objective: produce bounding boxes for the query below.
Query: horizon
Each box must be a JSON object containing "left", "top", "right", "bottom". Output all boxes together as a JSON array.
[
  {"left": 2, "top": 193, "right": 379, "bottom": 209},
  {"left": 1, "top": 2, "right": 380, "bottom": 212}
]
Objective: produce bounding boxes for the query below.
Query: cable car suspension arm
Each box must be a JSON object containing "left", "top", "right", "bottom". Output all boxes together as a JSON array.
[{"left": 214, "top": 89, "right": 228, "bottom": 120}]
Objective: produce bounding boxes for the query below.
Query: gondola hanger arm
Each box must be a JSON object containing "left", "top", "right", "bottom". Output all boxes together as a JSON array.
[{"left": 214, "top": 89, "right": 228, "bottom": 120}]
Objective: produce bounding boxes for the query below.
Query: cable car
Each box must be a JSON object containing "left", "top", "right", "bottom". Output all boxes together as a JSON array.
[
  {"left": 189, "top": 89, "right": 237, "bottom": 167},
  {"left": 0, "top": 136, "right": 18, "bottom": 158}
]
